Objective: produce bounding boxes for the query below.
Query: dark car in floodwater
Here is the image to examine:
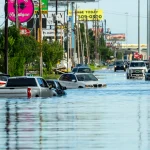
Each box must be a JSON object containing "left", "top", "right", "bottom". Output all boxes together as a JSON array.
[
  {"left": 46, "top": 79, "right": 67, "bottom": 96},
  {"left": 114, "top": 60, "right": 126, "bottom": 72}
]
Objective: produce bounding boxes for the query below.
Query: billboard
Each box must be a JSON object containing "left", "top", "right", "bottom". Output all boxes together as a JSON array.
[
  {"left": 69, "top": 9, "right": 103, "bottom": 21},
  {"left": 106, "top": 33, "right": 125, "bottom": 41},
  {"left": 47, "top": 12, "right": 65, "bottom": 26},
  {"left": 34, "top": 0, "right": 48, "bottom": 14},
  {"left": 8, "top": 0, "right": 34, "bottom": 23}
]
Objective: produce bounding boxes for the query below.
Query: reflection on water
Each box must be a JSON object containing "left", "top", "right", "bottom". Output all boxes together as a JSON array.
[{"left": 0, "top": 70, "right": 150, "bottom": 150}]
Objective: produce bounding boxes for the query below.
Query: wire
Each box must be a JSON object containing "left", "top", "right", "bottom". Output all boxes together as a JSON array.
[{"left": 104, "top": 10, "right": 147, "bottom": 19}]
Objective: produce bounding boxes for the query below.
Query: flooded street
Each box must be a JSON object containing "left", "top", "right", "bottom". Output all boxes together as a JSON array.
[{"left": 0, "top": 69, "right": 150, "bottom": 150}]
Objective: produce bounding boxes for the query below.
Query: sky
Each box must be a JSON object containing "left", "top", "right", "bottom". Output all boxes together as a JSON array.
[{"left": 0, "top": 0, "right": 147, "bottom": 44}]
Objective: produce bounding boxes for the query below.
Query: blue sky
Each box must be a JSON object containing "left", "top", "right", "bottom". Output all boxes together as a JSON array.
[{"left": 0, "top": 0, "right": 147, "bottom": 44}]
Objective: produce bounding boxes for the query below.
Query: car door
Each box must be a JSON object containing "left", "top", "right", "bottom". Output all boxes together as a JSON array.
[{"left": 37, "top": 78, "right": 50, "bottom": 97}]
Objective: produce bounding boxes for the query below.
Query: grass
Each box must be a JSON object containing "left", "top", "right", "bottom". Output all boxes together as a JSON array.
[{"left": 89, "top": 64, "right": 106, "bottom": 71}]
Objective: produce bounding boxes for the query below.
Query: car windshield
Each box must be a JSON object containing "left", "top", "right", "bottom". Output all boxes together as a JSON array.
[
  {"left": 130, "top": 62, "right": 145, "bottom": 67},
  {"left": 76, "top": 74, "right": 98, "bottom": 81},
  {"left": 78, "top": 68, "right": 92, "bottom": 73},
  {"left": 116, "top": 61, "right": 124, "bottom": 65}
]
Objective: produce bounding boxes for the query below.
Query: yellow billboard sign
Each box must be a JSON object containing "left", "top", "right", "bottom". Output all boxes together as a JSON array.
[{"left": 69, "top": 9, "right": 103, "bottom": 21}]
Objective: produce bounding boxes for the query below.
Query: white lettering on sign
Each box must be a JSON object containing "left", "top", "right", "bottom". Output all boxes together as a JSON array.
[{"left": 43, "top": 29, "right": 64, "bottom": 37}]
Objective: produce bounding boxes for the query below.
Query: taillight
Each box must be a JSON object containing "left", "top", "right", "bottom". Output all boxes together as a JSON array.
[
  {"left": 27, "top": 88, "right": 31, "bottom": 98},
  {"left": 0, "top": 81, "right": 6, "bottom": 86}
]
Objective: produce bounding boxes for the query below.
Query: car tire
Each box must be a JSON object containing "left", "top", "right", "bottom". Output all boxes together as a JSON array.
[
  {"left": 127, "top": 74, "right": 129, "bottom": 79},
  {"left": 78, "top": 86, "right": 84, "bottom": 88}
]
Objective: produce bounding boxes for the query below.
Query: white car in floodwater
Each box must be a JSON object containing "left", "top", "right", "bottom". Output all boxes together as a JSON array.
[{"left": 58, "top": 73, "right": 106, "bottom": 89}]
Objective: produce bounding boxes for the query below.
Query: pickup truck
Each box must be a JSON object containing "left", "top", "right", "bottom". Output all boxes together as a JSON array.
[
  {"left": 0, "top": 76, "right": 53, "bottom": 98},
  {"left": 126, "top": 60, "right": 148, "bottom": 79}
]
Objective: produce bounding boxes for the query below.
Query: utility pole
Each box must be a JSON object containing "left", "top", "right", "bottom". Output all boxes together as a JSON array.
[
  {"left": 4, "top": 0, "right": 8, "bottom": 74},
  {"left": 84, "top": 18, "right": 89, "bottom": 64},
  {"left": 66, "top": 0, "right": 69, "bottom": 72},
  {"left": 39, "top": 0, "right": 43, "bottom": 76},
  {"left": 138, "top": 0, "right": 141, "bottom": 54},
  {"left": 77, "top": 14, "right": 80, "bottom": 64},
  {"left": 15, "top": 0, "right": 19, "bottom": 28},
  {"left": 147, "top": 0, "right": 150, "bottom": 60},
  {"left": 55, "top": 0, "right": 58, "bottom": 41}
]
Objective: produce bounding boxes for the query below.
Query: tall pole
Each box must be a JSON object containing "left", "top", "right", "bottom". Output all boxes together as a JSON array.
[
  {"left": 125, "top": 12, "right": 128, "bottom": 47},
  {"left": 138, "top": 0, "right": 140, "bottom": 54},
  {"left": 55, "top": 0, "right": 58, "bottom": 41},
  {"left": 147, "top": 0, "right": 150, "bottom": 59},
  {"left": 15, "top": 0, "right": 19, "bottom": 28},
  {"left": 39, "top": 0, "right": 43, "bottom": 76},
  {"left": 67, "top": 0, "right": 69, "bottom": 72},
  {"left": 5, "top": 0, "right": 8, "bottom": 74}
]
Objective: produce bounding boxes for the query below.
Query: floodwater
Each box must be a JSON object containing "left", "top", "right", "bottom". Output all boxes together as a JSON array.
[{"left": 0, "top": 69, "right": 150, "bottom": 150}]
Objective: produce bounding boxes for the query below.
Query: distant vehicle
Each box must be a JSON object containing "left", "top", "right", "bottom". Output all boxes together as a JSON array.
[
  {"left": 114, "top": 60, "right": 126, "bottom": 72},
  {"left": 107, "top": 64, "right": 114, "bottom": 70},
  {"left": 0, "top": 76, "right": 53, "bottom": 98},
  {"left": 46, "top": 79, "right": 67, "bottom": 96},
  {"left": 0, "top": 73, "right": 10, "bottom": 87},
  {"left": 126, "top": 61, "right": 147, "bottom": 79},
  {"left": 145, "top": 69, "right": 150, "bottom": 80},
  {"left": 72, "top": 66, "right": 94, "bottom": 73},
  {"left": 75, "top": 64, "right": 88, "bottom": 67},
  {"left": 58, "top": 73, "right": 106, "bottom": 89}
]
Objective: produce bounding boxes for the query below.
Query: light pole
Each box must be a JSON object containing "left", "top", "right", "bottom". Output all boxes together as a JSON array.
[
  {"left": 125, "top": 12, "right": 128, "bottom": 47},
  {"left": 138, "top": 0, "right": 140, "bottom": 54},
  {"left": 147, "top": 0, "right": 150, "bottom": 59}
]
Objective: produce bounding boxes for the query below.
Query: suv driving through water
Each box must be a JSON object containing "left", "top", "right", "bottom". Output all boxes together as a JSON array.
[{"left": 126, "top": 60, "right": 147, "bottom": 79}]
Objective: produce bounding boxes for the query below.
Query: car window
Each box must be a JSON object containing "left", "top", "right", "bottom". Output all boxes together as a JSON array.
[
  {"left": 76, "top": 74, "right": 98, "bottom": 81},
  {"left": 130, "top": 62, "right": 145, "bottom": 67},
  {"left": 60, "top": 74, "right": 72, "bottom": 81},
  {"left": 59, "top": 74, "right": 65, "bottom": 81},
  {"left": 37, "top": 78, "right": 48, "bottom": 87},
  {"left": 0, "top": 76, "right": 9, "bottom": 81},
  {"left": 41, "top": 79, "right": 49, "bottom": 87},
  {"left": 70, "top": 74, "right": 76, "bottom": 80},
  {"left": 72, "top": 68, "right": 77, "bottom": 72},
  {"left": 78, "top": 68, "right": 92, "bottom": 73},
  {"left": 7, "top": 78, "right": 37, "bottom": 87},
  {"left": 148, "top": 70, "right": 150, "bottom": 73},
  {"left": 47, "top": 81, "right": 56, "bottom": 88}
]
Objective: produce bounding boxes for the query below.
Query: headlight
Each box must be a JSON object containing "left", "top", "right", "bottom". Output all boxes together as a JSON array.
[
  {"left": 142, "top": 69, "right": 144, "bottom": 73},
  {"left": 129, "top": 69, "right": 133, "bottom": 73},
  {"left": 114, "top": 65, "right": 116, "bottom": 68}
]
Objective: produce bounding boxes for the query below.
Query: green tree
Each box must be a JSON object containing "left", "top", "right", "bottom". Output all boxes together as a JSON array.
[{"left": 42, "top": 41, "right": 63, "bottom": 74}]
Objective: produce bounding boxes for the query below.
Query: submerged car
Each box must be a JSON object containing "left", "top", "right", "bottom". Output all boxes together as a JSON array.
[
  {"left": 145, "top": 69, "right": 150, "bottom": 80},
  {"left": 114, "top": 60, "right": 126, "bottom": 72},
  {"left": 46, "top": 79, "right": 67, "bottom": 96},
  {"left": 72, "top": 66, "right": 94, "bottom": 73},
  {"left": 58, "top": 73, "right": 106, "bottom": 89}
]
